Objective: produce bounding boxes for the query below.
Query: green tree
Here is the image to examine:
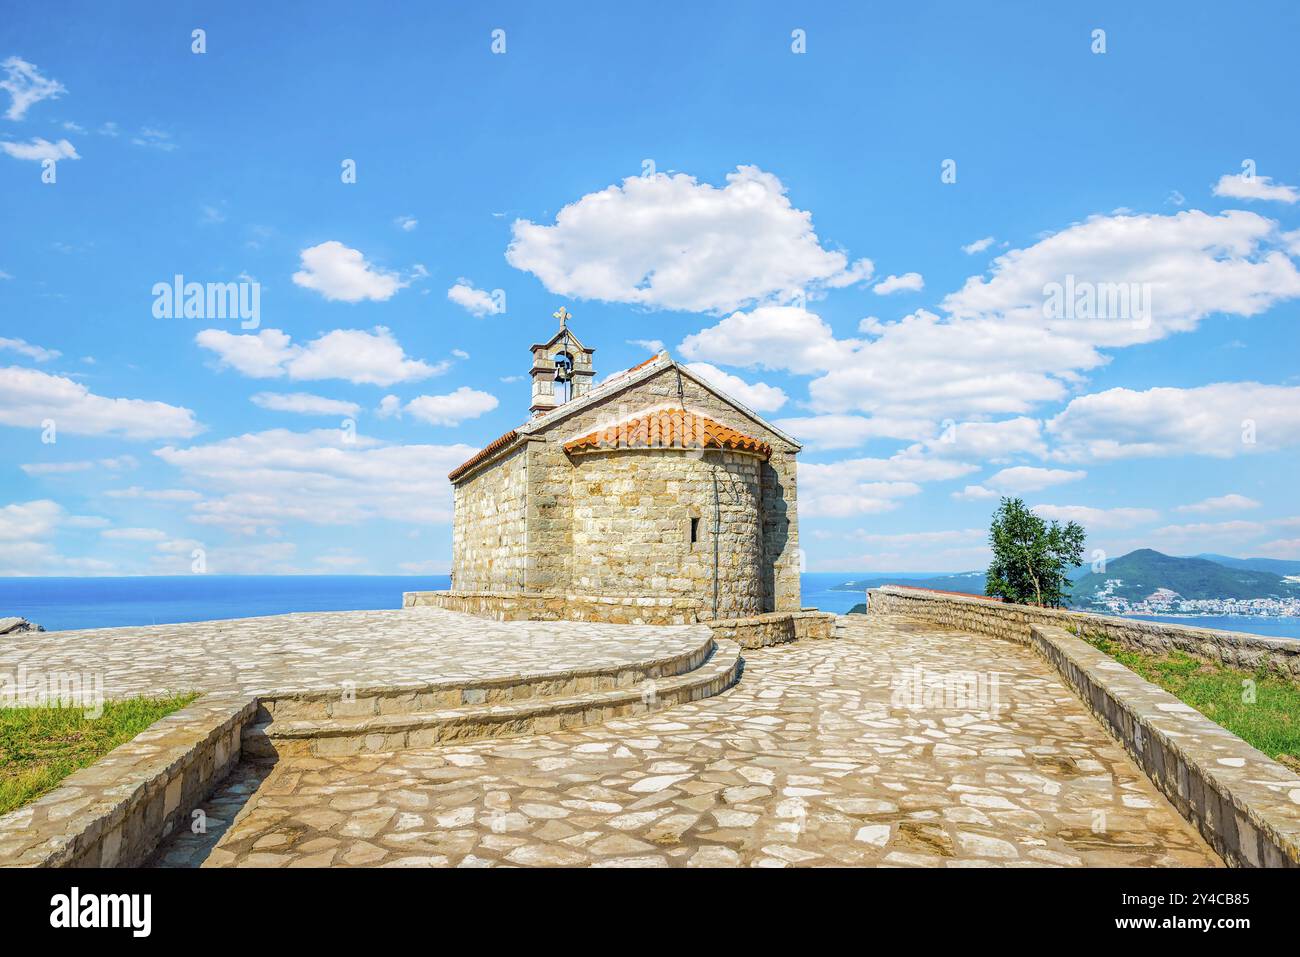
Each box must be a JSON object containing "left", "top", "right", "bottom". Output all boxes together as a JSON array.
[{"left": 985, "top": 497, "right": 1086, "bottom": 608}]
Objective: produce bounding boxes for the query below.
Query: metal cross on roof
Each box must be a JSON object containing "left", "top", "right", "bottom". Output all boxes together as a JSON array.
[{"left": 552, "top": 306, "right": 571, "bottom": 328}]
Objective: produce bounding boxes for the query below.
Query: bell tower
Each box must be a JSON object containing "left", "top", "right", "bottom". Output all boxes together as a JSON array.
[{"left": 530, "top": 306, "right": 595, "bottom": 417}]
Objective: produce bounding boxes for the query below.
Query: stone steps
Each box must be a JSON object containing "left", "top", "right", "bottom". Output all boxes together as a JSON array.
[
  {"left": 254, "top": 631, "right": 717, "bottom": 723},
  {"left": 242, "top": 639, "right": 742, "bottom": 759}
]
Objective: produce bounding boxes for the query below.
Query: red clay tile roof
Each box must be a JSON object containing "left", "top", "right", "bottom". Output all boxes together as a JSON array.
[
  {"left": 618, "top": 354, "right": 661, "bottom": 376},
  {"left": 448, "top": 355, "right": 669, "bottom": 483},
  {"left": 563, "top": 408, "right": 771, "bottom": 458},
  {"left": 447, "top": 429, "right": 520, "bottom": 482}
]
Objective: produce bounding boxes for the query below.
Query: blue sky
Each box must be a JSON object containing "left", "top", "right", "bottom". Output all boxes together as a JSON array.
[{"left": 2, "top": 2, "right": 1299, "bottom": 576}]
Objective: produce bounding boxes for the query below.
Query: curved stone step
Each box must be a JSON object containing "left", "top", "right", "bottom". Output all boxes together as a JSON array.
[
  {"left": 243, "top": 639, "right": 742, "bottom": 759},
  {"left": 257, "top": 630, "right": 717, "bottom": 722}
]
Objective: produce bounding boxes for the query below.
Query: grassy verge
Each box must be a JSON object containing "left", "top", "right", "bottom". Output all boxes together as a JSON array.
[
  {"left": 1084, "top": 634, "right": 1300, "bottom": 767},
  {"left": 0, "top": 693, "right": 199, "bottom": 816}
]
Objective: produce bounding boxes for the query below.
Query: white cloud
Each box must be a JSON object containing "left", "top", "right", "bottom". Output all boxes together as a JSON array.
[
  {"left": 291, "top": 241, "right": 408, "bottom": 302},
  {"left": 798, "top": 480, "right": 922, "bottom": 518},
  {"left": 983, "top": 466, "right": 1085, "bottom": 493},
  {"left": 846, "top": 528, "right": 988, "bottom": 550},
  {"left": 398, "top": 559, "right": 450, "bottom": 574},
  {"left": 0, "top": 337, "right": 60, "bottom": 362},
  {"left": 0, "top": 499, "right": 65, "bottom": 540},
  {"left": 952, "top": 485, "right": 1000, "bottom": 501},
  {"left": 719, "top": 211, "right": 1300, "bottom": 424},
  {"left": 447, "top": 280, "right": 504, "bottom": 317},
  {"left": 150, "top": 539, "right": 303, "bottom": 576},
  {"left": 102, "top": 527, "right": 169, "bottom": 542},
  {"left": 154, "top": 428, "right": 477, "bottom": 532},
  {"left": 506, "top": 166, "right": 872, "bottom": 313},
  {"left": 844, "top": 311, "right": 1100, "bottom": 420},
  {"left": 1255, "top": 538, "right": 1300, "bottom": 559},
  {"left": 395, "top": 215, "right": 418, "bottom": 231},
  {"left": 105, "top": 486, "right": 201, "bottom": 503},
  {"left": 251, "top": 392, "right": 361, "bottom": 417},
  {"left": 684, "top": 305, "right": 1102, "bottom": 421},
  {"left": 197, "top": 327, "right": 445, "bottom": 386},
  {"left": 0, "top": 366, "right": 200, "bottom": 439},
  {"left": 1131, "top": 519, "right": 1272, "bottom": 558},
  {"left": 1031, "top": 504, "right": 1159, "bottom": 529},
  {"left": 316, "top": 550, "right": 367, "bottom": 570},
  {"left": 772, "top": 413, "right": 932, "bottom": 450},
  {"left": 285, "top": 329, "right": 446, "bottom": 386},
  {"left": 798, "top": 454, "right": 976, "bottom": 518},
  {"left": 401, "top": 387, "right": 499, "bottom": 426},
  {"left": 822, "top": 527, "right": 991, "bottom": 572},
  {"left": 196, "top": 329, "right": 297, "bottom": 378},
  {"left": 683, "top": 362, "right": 787, "bottom": 413},
  {"left": 908, "top": 417, "right": 1048, "bottom": 462},
  {"left": 873, "top": 272, "right": 924, "bottom": 295},
  {"left": 942, "top": 210, "right": 1300, "bottom": 350},
  {"left": 627, "top": 338, "right": 665, "bottom": 354},
  {"left": 1047, "top": 382, "right": 1300, "bottom": 461},
  {"left": 962, "top": 237, "right": 995, "bottom": 255},
  {"left": 21, "top": 455, "right": 136, "bottom": 476},
  {"left": 132, "top": 127, "right": 176, "bottom": 152},
  {"left": 1212, "top": 172, "right": 1299, "bottom": 204},
  {"left": 680, "top": 306, "right": 862, "bottom": 376},
  {"left": 0, "top": 137, "right": 78, "bottom": 162},
  {"left": 1175, "top": 493, "right": 1261, "bottom": 514},
  {"left": 0, "top": 57, "right": 66, "bottom": 120},
  {"left": 0, "top": 499, "right": 115, "bottom": 575}
]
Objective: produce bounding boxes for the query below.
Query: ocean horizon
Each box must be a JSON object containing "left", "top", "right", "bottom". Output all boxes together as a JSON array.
[{"left": 2, "top": 573, "right": 1298, "bottom": 639}]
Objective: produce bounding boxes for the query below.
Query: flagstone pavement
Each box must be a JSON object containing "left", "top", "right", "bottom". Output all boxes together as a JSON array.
[
  {"left": 150, "top": 615, "right": 1220, "bottom": 868},
  {"left": 1, "top": 606, "right": 705, "bottom": 698}
]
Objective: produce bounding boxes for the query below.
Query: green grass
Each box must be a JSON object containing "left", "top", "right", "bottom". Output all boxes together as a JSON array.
[
  {"left": 0, "top": 693, "right": 199, "bottom": 816},
  {"left": 1084, "top": 634, "right": 1300, "bottom": 765}
]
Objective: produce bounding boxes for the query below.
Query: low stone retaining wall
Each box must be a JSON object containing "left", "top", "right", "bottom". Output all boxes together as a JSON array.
[
  {"left": 404, "top": 589, "right": 702, "bottom": 625},
  {"left": 0, "top": 693, "right": 256, "bottom": 867},
  {"left": 867, "top": 586, "right": 1300, "bottom": 679},
  {"left": 707, "top": 610, "right": 837, "bottom": 649},
  {"left": 1028, "top": 624, "right": 1300, "bottom": 867},
  {"left": 404, "top": 590, "right": 837, "bottom": 646}
]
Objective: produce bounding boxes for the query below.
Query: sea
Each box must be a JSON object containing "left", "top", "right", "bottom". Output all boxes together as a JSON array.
[{"left": 2, "top": 572, "right": 1298, "bottom": 639}]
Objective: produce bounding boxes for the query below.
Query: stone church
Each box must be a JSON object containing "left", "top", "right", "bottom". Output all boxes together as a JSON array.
[{"left": 438, "top": 310, "right": 802, "bottom": 625}]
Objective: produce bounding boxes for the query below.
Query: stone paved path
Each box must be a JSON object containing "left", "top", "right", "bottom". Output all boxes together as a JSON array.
[
  {"left": 2, "top": 607, "right": 707, "bottom": 698},
  {"left": 152, "top": 616, "right": 1220, "bottom": 867}
]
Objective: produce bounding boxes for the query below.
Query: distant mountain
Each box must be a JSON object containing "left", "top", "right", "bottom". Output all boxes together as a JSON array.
[
  {"left": 1194, "top": 554, "right": 1300, "bottom": 577},
  {"left": 830, "top": 550, "right": 1300, "bottom": 607},
  {"left": 831, "top": 570, "right": 987, "bottom": 596},
  {"left": 1071, "top": 549, "right": 1300, "bottom": 604}
]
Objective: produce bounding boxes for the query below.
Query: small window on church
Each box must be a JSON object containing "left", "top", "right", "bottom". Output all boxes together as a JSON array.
[{"left": 690, "top": 517, "right": 699, "bottom": 544}]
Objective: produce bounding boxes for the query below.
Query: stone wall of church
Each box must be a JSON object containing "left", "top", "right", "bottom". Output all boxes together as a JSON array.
[
  {"left": 451, "top": 443, "right": 529, "bottom": 591},
  {"left": 523, "top": 364, "right": 802, "bottom": 611},
  {"left": 569, "top": 448, "right": 765, "bottom": 619},
  {"left": 762, "top": 449, "right": 800, "bottom": 612}
]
